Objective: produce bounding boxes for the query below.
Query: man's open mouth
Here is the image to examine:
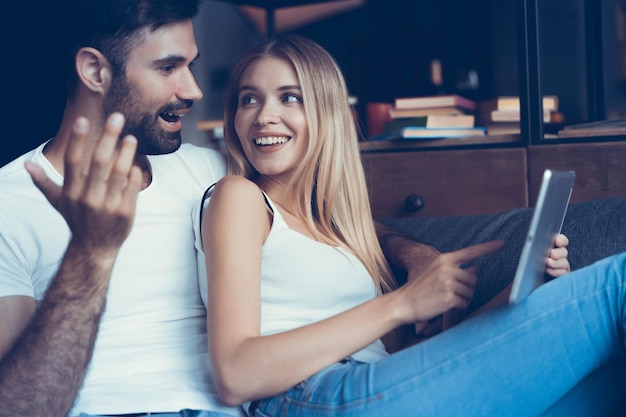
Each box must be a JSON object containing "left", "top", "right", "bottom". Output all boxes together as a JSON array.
[{"left": 160, "top": 112, "right": 182, "bottom": 123}]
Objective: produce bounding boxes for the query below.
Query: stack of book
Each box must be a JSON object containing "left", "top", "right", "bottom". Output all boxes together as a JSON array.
[
  {"left": 375, "top": 94, "right": 485, "bottom": 140},
  {"left": 557, "top": 117, "right": 626, "bottom": 138},
  {"left": 477, "top": 95, "right": 563, "bottom": 135}
]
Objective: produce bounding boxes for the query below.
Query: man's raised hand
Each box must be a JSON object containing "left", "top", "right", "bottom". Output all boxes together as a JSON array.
[{"left": 25, "top": 113, "right": 143, "bottom": 256}]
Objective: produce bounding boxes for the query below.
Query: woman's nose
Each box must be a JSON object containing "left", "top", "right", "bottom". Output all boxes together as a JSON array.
[{"left": 255, "top": 101, "right": 280, "bottom": 125}]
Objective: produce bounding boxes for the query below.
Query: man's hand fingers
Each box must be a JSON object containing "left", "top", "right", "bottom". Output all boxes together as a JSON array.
[
  {"left": 443, "top": 240, "right": 505, "bottom": 266},
  {"left": 121, "top": 165, "right": 144, "bottom": 212},
  {"left": 91, "top": 113, "right": 126, "bottom": 177},
  {"left": 25, "top": 161, "right": 62, "bottom": 208},
  {"left": 106, "top": 135, "right": 140, "bottom": 211},
  {"left": 84, "top": 113, "right": 127, "bottom": 204},
  {"left": 114, "top": 135, "right": 138, "bottom": 173},
  {"left": 64, "top": 117, "right": 91, "bottom": 201}
]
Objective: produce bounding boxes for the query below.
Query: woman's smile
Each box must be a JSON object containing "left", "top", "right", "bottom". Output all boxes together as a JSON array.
[{"left": 253, "top": 135, "right": 292, "bottom": 146}]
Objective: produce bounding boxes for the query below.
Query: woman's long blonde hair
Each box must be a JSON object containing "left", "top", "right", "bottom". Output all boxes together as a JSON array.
[{"left": 223, "top": 34, "right": 395, "bottom": 293}]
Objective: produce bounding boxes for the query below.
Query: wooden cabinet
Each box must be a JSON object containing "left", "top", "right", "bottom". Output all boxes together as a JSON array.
[
  {"left": 528, "top": 141, "right": 626, "bottom": 205},
  {"left": 361, "top": 147, "right": 528, "bottom": 218},
  {"left": 362, "top": 141, "right": 626, "bottom": 219}
]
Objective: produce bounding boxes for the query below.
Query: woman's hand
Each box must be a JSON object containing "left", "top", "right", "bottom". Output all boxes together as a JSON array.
[
  {"left": 546, "top": 233, "right": 570, "bottom": 278},
  {"left": 396, "top": 240, "right": 504, "bottom": 326}
]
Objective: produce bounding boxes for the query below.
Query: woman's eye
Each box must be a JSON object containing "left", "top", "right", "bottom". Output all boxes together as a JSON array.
[
  {"left": 241, "top": 95, "right": 258, "bottom": 105},
  {"left": 283, "top": 94, "right": 302, "bottom": 103}
]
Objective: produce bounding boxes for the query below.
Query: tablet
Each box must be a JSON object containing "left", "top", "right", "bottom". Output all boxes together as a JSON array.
[{"left": 508, "top": 169, "right": 576, "bottom": 304}]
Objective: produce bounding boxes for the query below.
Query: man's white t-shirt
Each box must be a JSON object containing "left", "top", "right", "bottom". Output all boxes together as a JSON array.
[{"left": 0, "top": 142, "right": 244, "bottom": 416}]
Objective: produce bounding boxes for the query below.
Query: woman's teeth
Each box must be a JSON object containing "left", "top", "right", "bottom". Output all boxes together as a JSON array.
[{"left": 254, "top": 136, "right": 289, "bottom": 145}]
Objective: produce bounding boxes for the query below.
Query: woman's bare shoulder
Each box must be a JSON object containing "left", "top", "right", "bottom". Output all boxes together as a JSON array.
[{"left": 209, "top": 175, "right": 265, "bottom": 209}]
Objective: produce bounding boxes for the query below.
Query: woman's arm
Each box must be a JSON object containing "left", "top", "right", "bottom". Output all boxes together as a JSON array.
[
  {"left": 203, "top": 179, "right": 502, "bottom": 406},
  {"left": 377, "top": 224, "right": 570, "bottom": 340},
  {"left": 202, "top": 177, "right": 401, "bottom": 405}
]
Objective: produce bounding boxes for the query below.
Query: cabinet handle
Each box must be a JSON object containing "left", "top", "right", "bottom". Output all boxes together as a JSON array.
[{"left": 404, "top": 194, "right": 425, "bottom": 213}]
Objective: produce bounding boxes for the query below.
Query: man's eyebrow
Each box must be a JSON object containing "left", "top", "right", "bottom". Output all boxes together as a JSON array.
[{"left": 153, "top": 53, "right": 200, "bottom": 66}]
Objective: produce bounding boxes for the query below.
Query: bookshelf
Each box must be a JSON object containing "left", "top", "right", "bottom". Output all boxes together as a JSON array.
[
  {"left": 212, "top": 0, "right": 626, "bottom": 217},
  {"left": 223, "top": 0, "right": 613, "bottom": 146},
  {"left": 518, "top": 0, "right": 607, "bottom": 145},
  {"left": 518, "top": 0, "right": 626, "bottom": 144}
]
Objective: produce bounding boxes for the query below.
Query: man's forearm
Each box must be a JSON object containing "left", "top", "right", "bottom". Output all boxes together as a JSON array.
[
  {"left": 375, "top": 220, "right": 440, "bottom": 286},
  {"left": 0, "top": 243, "right": 114, "bottom": 417},
  {"left": 375, "top": 221, "right": 441, "bottom": 352}
]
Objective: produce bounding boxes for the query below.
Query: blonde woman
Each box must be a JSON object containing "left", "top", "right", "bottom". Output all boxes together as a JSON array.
[{"left": 197, "top": 35, "right": 623, "bottom": 417}]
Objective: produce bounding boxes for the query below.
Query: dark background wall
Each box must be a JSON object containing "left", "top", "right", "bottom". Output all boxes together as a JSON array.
[
  {"left": 3, "top": 1, "right": 66, "bottom": 167},
  {"left": 4, "top": 0, "right": 625, "bottom": 167}
]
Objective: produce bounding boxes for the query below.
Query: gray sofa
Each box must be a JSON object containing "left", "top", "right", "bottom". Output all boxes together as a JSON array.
[
  {"left": 383, "top": 196, "right": 626, "bottom": 416},
  {"left": 385, "top": 196, "right": 626, "bottom": 312}
]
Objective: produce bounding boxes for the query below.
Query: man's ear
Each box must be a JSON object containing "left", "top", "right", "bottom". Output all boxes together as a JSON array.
[{"left": 75, "top": 47, "right": 112, "bottom": 94}]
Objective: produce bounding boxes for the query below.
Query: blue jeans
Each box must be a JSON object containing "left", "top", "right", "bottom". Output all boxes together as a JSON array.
[
  {"left": 79, "top": 411, "right": 235, "bottom": 417},
  {"left": 251, "top": 253, "right": 626, "bottom": 417}
]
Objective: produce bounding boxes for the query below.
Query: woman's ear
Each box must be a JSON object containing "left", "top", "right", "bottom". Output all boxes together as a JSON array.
[{"left": 75, "top": 47, "right": 112, "bottom": 94}]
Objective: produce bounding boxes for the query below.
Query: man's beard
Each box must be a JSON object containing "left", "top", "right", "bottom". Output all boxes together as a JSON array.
[{"left": 104, "top": 74, "right": 191, "bottom": 155}]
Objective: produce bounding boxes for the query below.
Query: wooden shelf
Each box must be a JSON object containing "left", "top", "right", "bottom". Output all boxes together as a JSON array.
[
  {"left": 361, "top": 140, "right": 626, "bottom": 218},
  {"left": 360, "top": 134, "right": 520, "bottom": 153}
]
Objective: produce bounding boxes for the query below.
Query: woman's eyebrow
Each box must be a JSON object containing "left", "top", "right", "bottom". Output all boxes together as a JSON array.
[
  {"left": 278, "top": 85, "right": 301, "bottom": 91},
  {"left": 238, "top": 84, "right": 257, "bottom": 93},
  {"left": 238, "top": 84, "right": 301, "bottom": 93}
]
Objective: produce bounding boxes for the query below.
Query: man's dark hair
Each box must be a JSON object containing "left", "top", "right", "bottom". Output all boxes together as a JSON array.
[{"left": 49, "top": 0, "right": 200, "bottom": 97}]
